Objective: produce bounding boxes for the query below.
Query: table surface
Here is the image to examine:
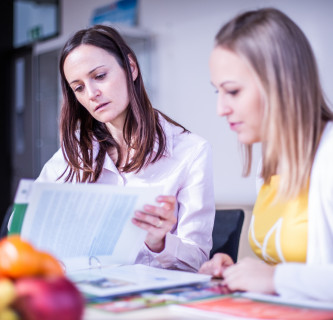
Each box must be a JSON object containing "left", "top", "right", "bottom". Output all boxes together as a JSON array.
[
  {"left": 82, "top": 280, "right": 231, "bottom": 319},
  {"left": 81, "top": 279, "right": 231, "bottom": 320},
  {"left": 83, "top": 290, "right": 333, "bottom": 320},
  {"left": 84, "top": 304, "right": 225, "bottom": 320}
]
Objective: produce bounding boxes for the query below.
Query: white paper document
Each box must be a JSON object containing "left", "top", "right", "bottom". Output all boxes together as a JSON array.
[
  {"left": 19, "top": 182, "right": 163, "bottom": 269},
  {"left": 69, "top": 264, "right": 211, "bottom": 297}
]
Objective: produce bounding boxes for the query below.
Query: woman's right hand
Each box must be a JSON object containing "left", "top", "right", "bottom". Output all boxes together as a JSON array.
[
  {"left": 199, "top": 253, "right": 234, "bottom": 278},
  {"left": 132, "top": 195, "right": 177, "bottom": 253}
]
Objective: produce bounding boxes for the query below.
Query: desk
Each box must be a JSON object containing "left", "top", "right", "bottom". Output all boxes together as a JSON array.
[
  {"left": 84, "top": 305, "right": 222, "bottom": 320},
  {"left": 82, "top": 280, "right": 229, "bottom": 320},
  {"left": 83, "top": 289, "right": 333, "bottom": 320}
]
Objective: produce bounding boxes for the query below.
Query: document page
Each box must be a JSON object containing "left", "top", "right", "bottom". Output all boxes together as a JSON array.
[
  {"left": 20, "top": 182, "right": 163, "bottom": 267},
  {"left": 69, "top": 264, "right": 211, "bottom": 297}
]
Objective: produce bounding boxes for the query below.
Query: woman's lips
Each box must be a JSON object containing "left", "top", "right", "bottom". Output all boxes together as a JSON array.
[
  {"left": 95, "top": 102, "right": 109, "bottom": 112},
  {"left": 229, "top": 122, "right": 242, "bottom": 131}
]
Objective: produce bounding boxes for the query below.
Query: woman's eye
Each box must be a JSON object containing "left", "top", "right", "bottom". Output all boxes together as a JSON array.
[
  {"left": 74, "top": 85, "right": 83, "bottom": 93},
  {"left": 228, "top": 89, "right": 239, "bottom": 96},
  {"left": 96, "top": 73, "right": 106, "bottom": 80}
]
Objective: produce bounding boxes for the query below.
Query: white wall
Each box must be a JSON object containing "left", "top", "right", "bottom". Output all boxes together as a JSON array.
[{"left": 36, "top": 0, "right": 333, "bottom": 207}]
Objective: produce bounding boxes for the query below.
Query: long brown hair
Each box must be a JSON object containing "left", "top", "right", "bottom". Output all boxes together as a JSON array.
[
  {"left": 59, "top": 24, "right": 187, "bottom": 182},
  {"left": 215, "top": 8, "right": 333, "bottom": 199}
]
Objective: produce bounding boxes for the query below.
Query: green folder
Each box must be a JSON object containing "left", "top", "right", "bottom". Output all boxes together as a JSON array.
[
  {"left": 8, "top": 203, "right": 28, "bottom": 235},
  {"left": 9, "top": 179, "right": 34, "bottom": 235}
]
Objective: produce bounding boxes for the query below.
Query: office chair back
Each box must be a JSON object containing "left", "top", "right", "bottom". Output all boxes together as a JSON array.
[
  {"left": 210, "top": 209, "right": 245, "bottom": 262},
  {"left": 0, "top": 204, "right": 13, "bottom": 239}
]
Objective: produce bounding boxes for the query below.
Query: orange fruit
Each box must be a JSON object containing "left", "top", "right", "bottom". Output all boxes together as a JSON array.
[
  {"left": 0, "top": 235, "right": 41, "bottom": 278},
  {"left": 38, "top": 251, "right": 65, "bottom": 277}
]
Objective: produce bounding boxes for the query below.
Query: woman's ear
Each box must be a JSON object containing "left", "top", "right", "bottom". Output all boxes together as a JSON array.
[{"left": 128, "top": 54, "right": 138, "bottom": 81}]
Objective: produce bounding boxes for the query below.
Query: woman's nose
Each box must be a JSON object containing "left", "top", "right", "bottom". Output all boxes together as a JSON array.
[
  {"left": 217, "top": 95, "right": 232, "bottom": 117},
  {"left": 87, "top": 84, "right": 101, "bottom": 100}
]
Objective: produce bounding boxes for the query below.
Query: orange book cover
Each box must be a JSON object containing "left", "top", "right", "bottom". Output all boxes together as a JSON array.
[{"left": 183, "top": 296, "right": 333, "bottom": 320}]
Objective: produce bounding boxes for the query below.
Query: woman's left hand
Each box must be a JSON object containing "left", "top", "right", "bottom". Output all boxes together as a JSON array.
[
  {"left": 132, "top": 195, "right": 177, "bottom": 253},
  {"left": 221, "top": 257, "right": 276, "bottom": 294},
  {"left": 199, "top": 253, "right": 234, "bottom": 278}
]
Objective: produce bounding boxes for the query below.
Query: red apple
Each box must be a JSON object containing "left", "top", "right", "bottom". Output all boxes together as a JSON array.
[{"left": 14, "top": 276, "right": 85, "bottom": 320}]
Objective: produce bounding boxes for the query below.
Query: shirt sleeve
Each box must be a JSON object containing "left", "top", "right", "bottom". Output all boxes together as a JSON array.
[
  {"left": 307, "top": 122, "right": 333, "bottom": 264},
  {"left": 36, "top": 148, "right": 68, "bottom": 183},
  {"left": 274, "top": 263, "right": 333, "bottom": 301},
  {"left": 135, "top": 140, "right": 215, "bottom": 272}
]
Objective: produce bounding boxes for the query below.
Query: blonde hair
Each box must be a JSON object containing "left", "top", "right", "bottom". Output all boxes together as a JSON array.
[{"left": 215, "top": 8, "right": 333, "bottom": 199}]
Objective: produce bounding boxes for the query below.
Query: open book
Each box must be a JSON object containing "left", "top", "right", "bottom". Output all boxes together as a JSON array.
[{"left": 10, "top": 179, "right": 211, "bottom": 297}]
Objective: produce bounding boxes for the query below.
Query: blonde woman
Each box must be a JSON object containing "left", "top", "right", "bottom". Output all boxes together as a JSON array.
[{"left": 200, "top": 8, "right": 333, "bottom": 301}]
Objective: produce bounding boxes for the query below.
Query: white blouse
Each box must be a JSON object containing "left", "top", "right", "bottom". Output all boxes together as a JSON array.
[{"left": 37, "top": 116, "right": 215, "bottom": 272}]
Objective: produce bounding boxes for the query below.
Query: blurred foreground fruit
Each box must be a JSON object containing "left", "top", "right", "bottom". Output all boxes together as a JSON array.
[
  {"left": 0, "top": 308, "right": 20, "bottom": 320},
  {"left": 0, "top": 278, "right": 19, "bottom": 320},
  {"left": 0, "top": 235, "right": 64, "bottom": 278},
  {"left": 38, "top": 252, "right": 64, "bottom": 276},
  {"left": 14, "top": 276, "right": 84, "bottom": 320},
  {"left": 0, "top": 236, "right": 40, "bottom": 278},
  {"left": 0, "top": 278, "right": 16, "bottom": 310}
]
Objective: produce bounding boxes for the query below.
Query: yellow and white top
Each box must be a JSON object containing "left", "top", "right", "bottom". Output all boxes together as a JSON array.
[{"left": 249, "top": 175, "right": 308, "bottom": 264}]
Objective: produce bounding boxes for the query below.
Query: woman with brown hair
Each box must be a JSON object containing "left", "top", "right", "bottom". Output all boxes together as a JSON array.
[
  {"left": 200, "top": 8, "right": 333, "bottom": 301},
  {"left": 37, "top": 24, "right": 215, "bottom": 272}
]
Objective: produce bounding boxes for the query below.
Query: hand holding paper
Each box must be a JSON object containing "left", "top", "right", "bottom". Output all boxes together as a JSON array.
[{"left": 133, "top": 195, "right": 177, "bottom": 253}]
